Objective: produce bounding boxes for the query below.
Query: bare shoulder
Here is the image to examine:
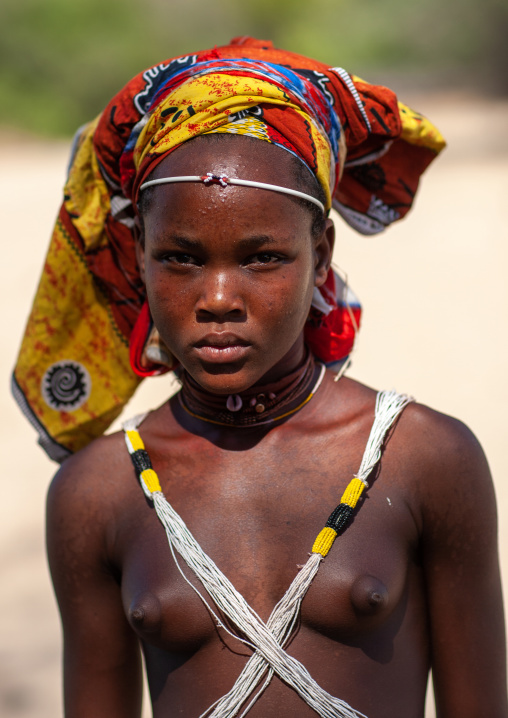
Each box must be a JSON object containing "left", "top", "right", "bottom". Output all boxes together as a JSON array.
[
  {"left": 339, "top": 378, "right": 493, "bottom": 514},
  {"left": 48, "top": 430, "right": 134, "bottom": 510},
  {"left": 395, "top": 400, "right": 490, "bottom": 482},
  {"left": 46, "top": 403, "right": 175, "bottom": 542},
  {"left": 383, "top": 397, "right": 495, "bottom": 533},
  {"left": 46, "top": 430, "right": 138, "bottom": 565},
  {"left": 340, "top": 377, "right": 489, "bottom": 477}
]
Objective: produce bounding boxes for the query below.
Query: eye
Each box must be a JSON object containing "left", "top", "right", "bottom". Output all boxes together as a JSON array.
[
  {"left": 245, "top": 252, "right": 284, "bottom": 267},
  {"left": 161, "top": 252, "right": 200, "bottom": 266}
]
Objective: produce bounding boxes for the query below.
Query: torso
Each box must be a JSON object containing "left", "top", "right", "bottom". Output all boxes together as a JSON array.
[{"left": 105, "top": 375, "right": 431, "bottom": 718}]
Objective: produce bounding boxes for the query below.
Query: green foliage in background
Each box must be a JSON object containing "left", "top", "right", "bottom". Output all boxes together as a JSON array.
[{"left": 1, "top": 0, "right": 506, "bottom": 136}]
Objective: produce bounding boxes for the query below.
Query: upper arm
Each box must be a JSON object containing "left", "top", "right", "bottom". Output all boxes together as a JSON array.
[
  {"left": 47, "top": 444, "right": 142, "bottom": 718},
  {"left": 416, "top": 411, "right": 507, "bottom": 718}
]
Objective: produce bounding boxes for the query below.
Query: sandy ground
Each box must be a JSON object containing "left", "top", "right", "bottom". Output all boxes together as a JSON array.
[{"left": 1, "top": 95, "right": 507, "bottom": 717}]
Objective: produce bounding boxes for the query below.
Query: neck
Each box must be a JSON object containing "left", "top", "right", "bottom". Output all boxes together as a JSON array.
[{"left": 178, "top": 349, "right": 325, "bottom": 428}]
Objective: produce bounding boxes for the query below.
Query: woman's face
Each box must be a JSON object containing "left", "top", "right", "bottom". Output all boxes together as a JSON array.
[{"left": 137, "top": 137, "right": 334, "bottom": 395}]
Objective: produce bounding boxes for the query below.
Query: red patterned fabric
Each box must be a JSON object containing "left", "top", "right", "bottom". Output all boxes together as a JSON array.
[{"left": 12, "top": 37, "right": 445, "bottom": 459}]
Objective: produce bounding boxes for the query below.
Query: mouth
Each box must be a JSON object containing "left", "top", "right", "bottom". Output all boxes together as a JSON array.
[{"left": 193, "top": 333, "right": 252, "bottom": 363}]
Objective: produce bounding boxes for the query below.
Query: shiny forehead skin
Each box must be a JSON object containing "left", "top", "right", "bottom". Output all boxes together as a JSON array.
[
  {"left": 152, "top": 134, "right": 312, "bottom": 187},
  {"left": 139, "top": 134, "right": 326, "bottom": 231}
]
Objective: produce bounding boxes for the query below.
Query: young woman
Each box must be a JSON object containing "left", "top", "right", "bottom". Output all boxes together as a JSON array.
[{"left": 13, "top": 37, "right": 507, "bottom": 718}]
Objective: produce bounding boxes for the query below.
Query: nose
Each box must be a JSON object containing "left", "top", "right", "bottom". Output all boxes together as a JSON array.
[{"left": 195, "top": 269, "right": 246, "bottom": 320}]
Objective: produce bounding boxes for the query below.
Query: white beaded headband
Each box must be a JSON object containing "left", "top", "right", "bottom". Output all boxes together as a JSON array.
[{"left": 139, "top": 172, "right": 326, "bottom": 214}]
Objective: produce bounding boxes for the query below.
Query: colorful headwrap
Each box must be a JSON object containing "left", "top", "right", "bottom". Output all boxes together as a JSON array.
[{"left": 12, "top": 37, "right": 445, "bottom": 461}]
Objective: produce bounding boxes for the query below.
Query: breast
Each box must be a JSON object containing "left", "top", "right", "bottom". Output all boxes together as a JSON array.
[
  {"left": 128, "top": 590, "right": 162, "bottom": 634},
  {"left": 298, "top": 513, "right": 412, "bottom": 643},
  {"left": 122, "top": 531, "right": 223, "bottom": 654},
  {"left": 350, "top": 574, "right": 389, "bottom": 615}
]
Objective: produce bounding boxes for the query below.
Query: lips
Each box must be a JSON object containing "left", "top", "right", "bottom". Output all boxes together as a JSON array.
[{"left": 193, "top": 333, "right": 251, "bottom": 363}]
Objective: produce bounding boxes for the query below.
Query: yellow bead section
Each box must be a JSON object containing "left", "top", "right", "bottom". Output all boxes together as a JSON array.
[
  {"left": 312, "top": 527, "right": 338, "bottom": 557},
  {"left": 140, "top": 468, "right": 161, "bottom": 494},
  {"left": 126, "top": 429, "right": 145, "bottom": 452},
  {"left": 340, "top": 478, "right": 365, "bottom": 509}
]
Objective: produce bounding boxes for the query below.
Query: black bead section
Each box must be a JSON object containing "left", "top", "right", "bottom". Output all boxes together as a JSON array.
[
  {"left": 325, "top": 503, "right": 354, "bottom": 533},
  {"left": 130, "top": 449, "right": 152, "bottom": 475}
]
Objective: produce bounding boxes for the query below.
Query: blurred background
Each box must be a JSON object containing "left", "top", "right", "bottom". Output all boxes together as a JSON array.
[{"left": 1, "top": 1, "right": 507, "bottom": 717}]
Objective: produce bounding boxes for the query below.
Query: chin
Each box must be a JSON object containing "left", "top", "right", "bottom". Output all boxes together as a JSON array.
[{"left": 186, "top": 364, "right": 264, "bottom": 395}]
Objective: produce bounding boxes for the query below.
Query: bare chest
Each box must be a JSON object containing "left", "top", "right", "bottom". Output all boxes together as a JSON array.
[{"left": 117, "top": 430, "right": 420, "bottom": 653}]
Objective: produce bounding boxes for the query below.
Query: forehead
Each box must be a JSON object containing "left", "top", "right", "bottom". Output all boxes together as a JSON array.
[
  {"left": 140, "top": 135, "right": 316, "bottom": 239},
  {"left": 149, "top": 135, "right": 299, "bottom": 187},
  {"left": 141, "top": 181, "right": 312, "bottom": 246}
]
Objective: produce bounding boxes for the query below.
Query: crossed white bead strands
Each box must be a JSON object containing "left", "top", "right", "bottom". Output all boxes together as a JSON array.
[{"left": 123, "top": 390, "right": 412, "bottom": 717}]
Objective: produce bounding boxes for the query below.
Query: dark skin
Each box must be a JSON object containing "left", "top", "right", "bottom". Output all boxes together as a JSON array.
[{"left": 47, "top": 137, "right": 508, "bottom": 718}]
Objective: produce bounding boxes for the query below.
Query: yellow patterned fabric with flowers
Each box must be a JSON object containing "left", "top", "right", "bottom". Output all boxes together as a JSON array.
[{"left": 12, "top": 37, "right": 444, "bottom": 461}]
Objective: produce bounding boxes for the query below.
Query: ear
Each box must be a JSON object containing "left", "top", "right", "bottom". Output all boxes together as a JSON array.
[
  {"left": 134, "top": 216, "right": 146, "bottom": 285},
  {"left": 314, "top": 218, "right": 335, "bottom": 288}
]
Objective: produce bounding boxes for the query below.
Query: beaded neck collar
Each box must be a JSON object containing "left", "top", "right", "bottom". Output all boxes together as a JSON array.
[{"left": 178, "top": 350, "right": 325, "bottom": 428}]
